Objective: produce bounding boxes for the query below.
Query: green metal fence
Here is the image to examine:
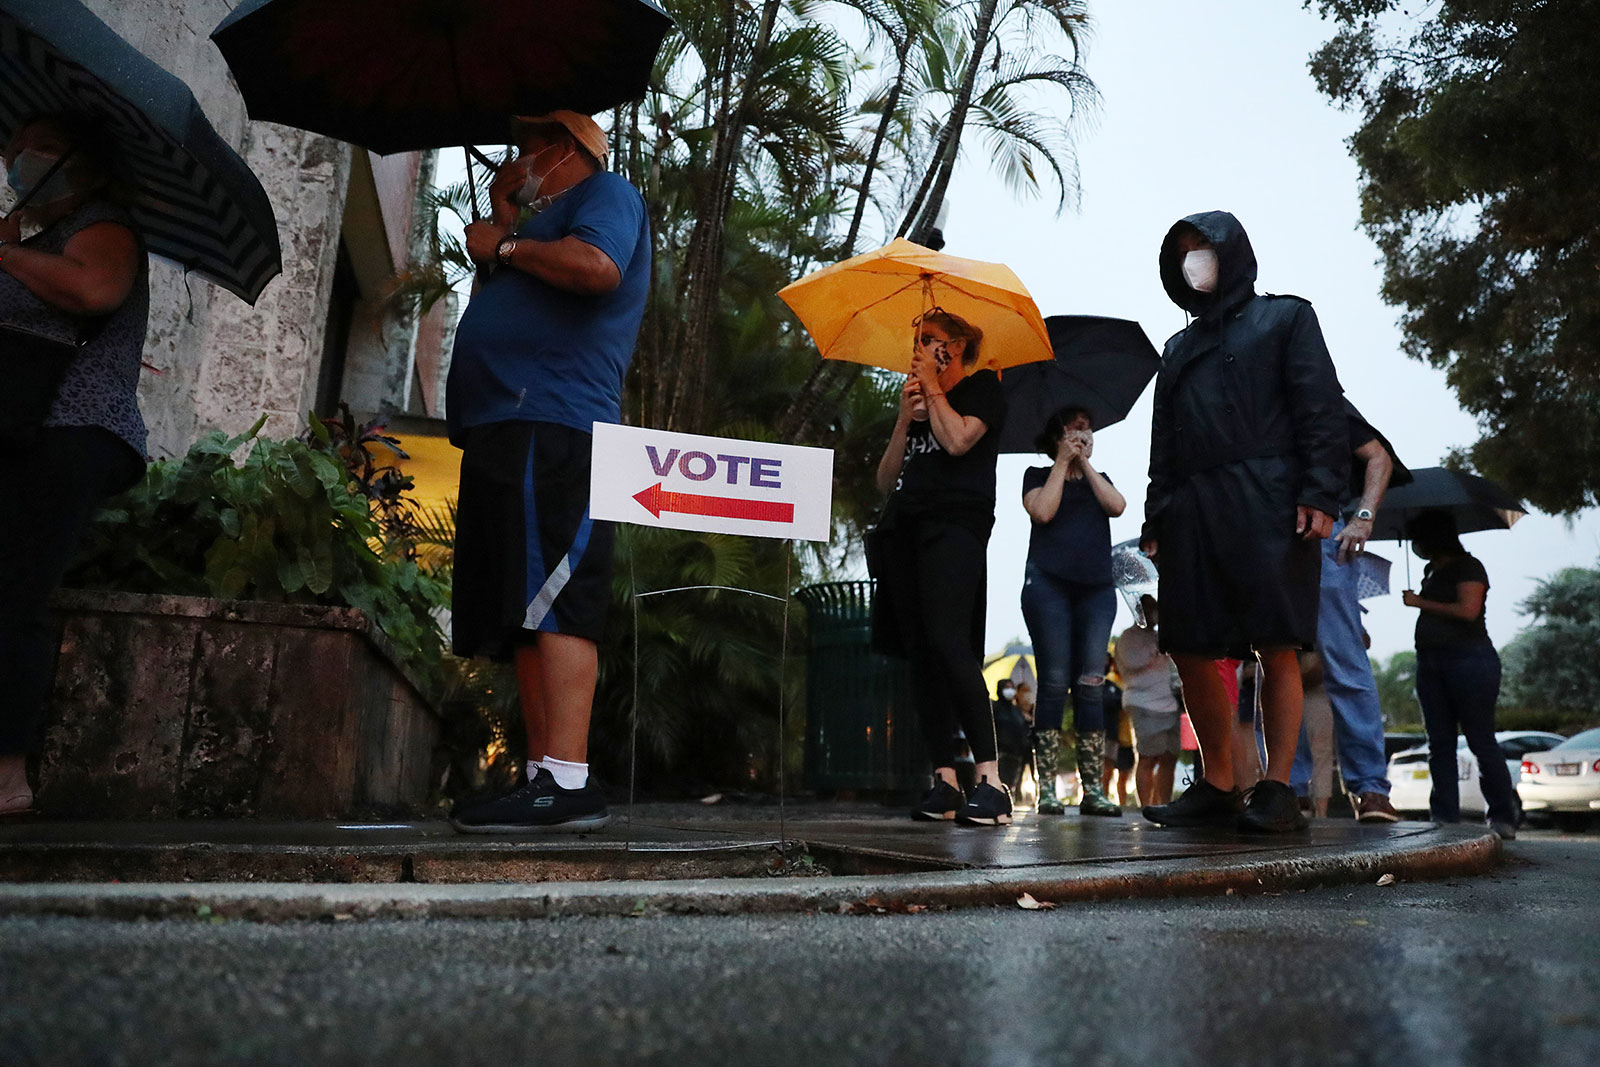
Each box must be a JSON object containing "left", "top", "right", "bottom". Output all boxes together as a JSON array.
[{"left": 795, "top": 581, "right": 928, "bottom": 792}]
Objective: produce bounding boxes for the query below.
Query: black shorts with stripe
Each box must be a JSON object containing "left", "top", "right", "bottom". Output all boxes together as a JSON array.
[{"left": 452, "top": 421, "right": 615, "bottom": 659}]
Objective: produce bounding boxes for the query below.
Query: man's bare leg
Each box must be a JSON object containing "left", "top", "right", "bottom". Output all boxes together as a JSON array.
[
  {"left": 536, "top": 632, "right": 598, "bottom": 764},
  {"left": 1231, "top": 716, "right": 1264, "bottom": 787},
  {"left": 1172, "top": 653, "right": 1235, "bottom": 792},
  {"left": 513, "top": 643, "right": 549, "bottom": 769},
  {"left": 1257, "top": 649, "right": 1304, "bottom": 786},
  {"left": 1155, "top": 753, "right": 1177, "bottom": 805},
  {"left": 1136, "top": 756, "right": 1157, "bottom": 806}
]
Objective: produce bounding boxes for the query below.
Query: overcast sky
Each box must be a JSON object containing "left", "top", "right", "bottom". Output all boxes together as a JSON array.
[{"left": 927, "top": 0, "right": 1600, "bottom": 661}]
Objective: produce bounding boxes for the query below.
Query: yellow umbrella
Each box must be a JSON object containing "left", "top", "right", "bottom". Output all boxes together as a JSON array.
[
  {"left": 982, "top": 652, "right": 1037, "bottom": 695},
  {"left": 777, "top": 238, "right": 1054, "bottom": 373}
]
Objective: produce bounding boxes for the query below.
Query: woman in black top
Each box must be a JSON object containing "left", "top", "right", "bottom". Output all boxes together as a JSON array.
[
  {"left": 1019, "top": 408, "right": 1126, "bottom": 816},
  {"left": 872, "top": 309, "right": 1009, "bottom": 825},
  {"left": 1401, "top": 509, "right": 1516, "bottom": 838},
  {"left": 0, "top": 114, "right": 147, "bottom": 818}
]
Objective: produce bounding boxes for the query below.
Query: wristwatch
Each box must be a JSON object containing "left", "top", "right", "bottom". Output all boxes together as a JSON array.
[
  {"left": 495, "top": 236, "right": 518, "bottom": 265},
  {"left": 1354, "top": 507, "right": 1375, "bottom": 521}
]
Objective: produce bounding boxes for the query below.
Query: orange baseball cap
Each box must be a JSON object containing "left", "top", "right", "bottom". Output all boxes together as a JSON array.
[{"left": 510, "top": 110, "right": 608, "bottom": 165}]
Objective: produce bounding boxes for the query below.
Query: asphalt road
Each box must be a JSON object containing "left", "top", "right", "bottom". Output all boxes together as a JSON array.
[{"left": 1, "top": 830, "right": 1595, "bottom": 1067}]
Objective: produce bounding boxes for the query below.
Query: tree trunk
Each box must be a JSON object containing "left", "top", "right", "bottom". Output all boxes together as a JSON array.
[
  {"left": 906, "top": 0, "right": 999, "bottom": 244},
  {"left": 667, "top": 0, "right": 782, "bottom": 433},
  {"left": 779, "top": 36, "right": 915, "bottom": 442}
]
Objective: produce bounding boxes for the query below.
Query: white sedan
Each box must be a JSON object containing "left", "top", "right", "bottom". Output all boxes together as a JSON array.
[
  {"left": 1519, "top": 727, "right": 1600, "bottom": 831},
  {"left": 1387, "top": 730, "right": 1568, "bottom": 818}
]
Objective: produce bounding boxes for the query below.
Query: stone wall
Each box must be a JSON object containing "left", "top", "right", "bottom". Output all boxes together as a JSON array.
[{"left": 81, "top": 0, "right": 400, "bottom": 455}]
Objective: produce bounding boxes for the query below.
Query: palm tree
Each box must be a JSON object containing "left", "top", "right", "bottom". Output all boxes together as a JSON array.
[{"left": 779, "top": 0, "right": 1096, "bottom": 440}]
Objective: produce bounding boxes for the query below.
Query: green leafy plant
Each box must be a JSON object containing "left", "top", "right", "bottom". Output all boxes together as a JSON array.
[{"left": 66, "top": 414, "right": 448, "bottom": 686}]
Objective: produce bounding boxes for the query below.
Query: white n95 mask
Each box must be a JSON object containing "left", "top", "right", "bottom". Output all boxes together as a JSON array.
[{"left": 1182, "top": 249, "right": 1219, "bottom": 293}]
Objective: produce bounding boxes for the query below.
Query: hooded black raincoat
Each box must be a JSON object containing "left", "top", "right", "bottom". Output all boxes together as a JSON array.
[{"left": 1143, "top": 211, "right": 1349, "bottom": 658}]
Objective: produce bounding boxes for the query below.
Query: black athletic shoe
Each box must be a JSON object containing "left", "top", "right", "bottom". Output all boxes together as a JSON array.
[
  {"left": 450, "top": 767, "right": 611, "bottom": 834},
  {"left": 1142, "top": 779, "right": 1244, "bottom": 827},
  {"left": 1238, "top": 780, "right": 1310, "bottom": 833},
  {"left": 956, "top": 777, "right": 1013, "bottom": 826},
  {"left": 912, "top": 777, "right": 965, "bottom": 821}
]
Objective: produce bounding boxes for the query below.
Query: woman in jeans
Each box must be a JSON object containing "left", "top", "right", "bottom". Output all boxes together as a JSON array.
[
  {"left": 871, "top": 309, "right": 1010, "bottom": 825},
  {"left": 1401, "top": 509, "right": 1516, "bottom": 840},
  {"left": 1019, "top": 408, "right": 1126, "bottom": 815}
]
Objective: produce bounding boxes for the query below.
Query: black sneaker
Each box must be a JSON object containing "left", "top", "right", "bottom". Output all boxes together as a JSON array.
[
  {"left": 1238, "top": 780, "right": 1310, "bottom": 833},
  {"left": 450, "top": 767, "right": 611, "bottom": 834},
  {"left": 956, "top": 777, "right": 1013, "bottom": 826},
  {"left": 1142, "top": 779, "right": 1243, "bottom": 827},
  {"left": 911, "top": 777, "right": 965, "bottom": 821}
]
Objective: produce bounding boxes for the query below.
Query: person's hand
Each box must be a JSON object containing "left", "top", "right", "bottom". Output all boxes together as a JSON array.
[
  {"left": 0, "top": 213, "right": 20, "bottom": 245},
  {"left": 1401, "top": 590, "right": 1422, "bottom": 609},
  {"left": 464, "top": 219, "right": 511, "bottom": 265},
  {"left": 909, "top": 346, "right": 941, "bottom": 395},
  {"left": 1139, "top": 538, "right": 1158, "bottom": 562},
  {"left": 1335, "top": 515, "right": 1374, "bottom": 563},
  {"left": 899, "top": 377, "right": 923, "bottom": 421},
  {"left": 1056, "top": 434, "right": 1083, "bottom": 469},
  {"left": 1296, "top": 506, "right": 1334, "bottom": 540}
]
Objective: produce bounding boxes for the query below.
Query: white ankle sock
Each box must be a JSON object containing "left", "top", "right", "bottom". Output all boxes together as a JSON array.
[
  {"left": 541, "top": 756, "right": 588, "bottom": 790},
  {"left": 525, "top": 757, "right": 543, "bottom": 780}
]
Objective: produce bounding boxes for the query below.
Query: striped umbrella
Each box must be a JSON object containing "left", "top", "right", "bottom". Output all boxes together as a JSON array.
[{"left": 0, "top": 0, "right": 282, "bottom": 304}]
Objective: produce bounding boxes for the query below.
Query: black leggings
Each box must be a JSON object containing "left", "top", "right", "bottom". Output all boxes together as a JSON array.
[
  {"left": 877, "top": 518, "right": 996, "bottom": 767},
  {"left": 0, "top": 426, "right": 142, "bottom": 755}
]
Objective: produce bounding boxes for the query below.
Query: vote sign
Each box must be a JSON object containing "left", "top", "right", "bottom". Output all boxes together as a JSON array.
[{"left": 590, "top": 424, "right": 834, "bottom": 542}]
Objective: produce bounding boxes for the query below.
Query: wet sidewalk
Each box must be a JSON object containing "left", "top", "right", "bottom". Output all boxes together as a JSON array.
[{"left": 0, "top": 798, "right": 1502, "bottom": 920}]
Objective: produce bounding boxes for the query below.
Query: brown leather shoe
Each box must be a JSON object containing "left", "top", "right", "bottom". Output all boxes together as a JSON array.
[{"left": 1353, "top": 791, "right": 1400, "bottom": 823}]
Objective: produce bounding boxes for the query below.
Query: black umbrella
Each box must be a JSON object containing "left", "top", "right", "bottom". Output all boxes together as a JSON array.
[
  {"left": 995, "top": 314, "right": 1161, "bottom": 453},
  {"left": 0, "top": 0, "right": 282, "bottom": 303},
  {"left": 1368, "top": 466, "right": 1527, "bottom": 542},
  {"left": 211, "top": 0, "right": 675, "bottom": 156}
]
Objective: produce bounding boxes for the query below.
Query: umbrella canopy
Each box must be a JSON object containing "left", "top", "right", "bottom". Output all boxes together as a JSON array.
[
  {"left": 211, "top": 0, "right": 674, "bottom": 155},
  {"left": 777, "top": 238, "right": 1054, "bottom": 374},
  {"left": 995, "top": 314, "right": 1160, "bottom": 452},
  {"left": 0, "top": 0, "right": 282, "bottom": 303},
  {"left": 981, "top": 650, "right": 1036, "bottom": 696},
  {"left": 1368, "top": 466, "right": 1527, "bottom": 542}
]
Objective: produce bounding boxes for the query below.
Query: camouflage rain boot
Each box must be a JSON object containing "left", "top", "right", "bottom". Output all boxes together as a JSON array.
[
  {"left": 1033, "top": 729, "right": 1065, "bottom": 815},
  {"left": 1077, "top": 731, "right": 1122, "bottom": 817}
]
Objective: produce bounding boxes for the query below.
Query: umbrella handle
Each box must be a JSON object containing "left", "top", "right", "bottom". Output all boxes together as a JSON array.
[{"left": 462, "top": 144, "right": 482, "bottom": 223}]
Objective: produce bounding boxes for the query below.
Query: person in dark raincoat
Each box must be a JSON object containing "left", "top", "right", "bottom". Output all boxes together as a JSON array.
[{"left": 1138, "top": 211, "right": 1349, "bottom": 833}]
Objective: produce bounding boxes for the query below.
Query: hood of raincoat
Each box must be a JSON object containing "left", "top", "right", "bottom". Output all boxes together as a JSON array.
[{"left": 1159, "top": 210, "right": 1257, "bottom": 319}]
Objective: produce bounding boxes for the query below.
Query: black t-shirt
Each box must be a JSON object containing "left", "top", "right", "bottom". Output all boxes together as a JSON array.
[
  {"left": 885, "top": 369, "right": 1005, "bottom": 531},
  {"left": 1415, "top": 553, "right": 1492, "bottom": 649},
  {"left": 1021, "top": 465, "right": 1114, "bottom": 586}
]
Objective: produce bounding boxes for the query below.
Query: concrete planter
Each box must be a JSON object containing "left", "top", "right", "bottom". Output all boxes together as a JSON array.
[{"left": 40, "top": 590, "right": 441, "bottom": 819}]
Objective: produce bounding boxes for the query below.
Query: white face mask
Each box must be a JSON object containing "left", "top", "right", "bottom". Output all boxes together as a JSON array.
[
  {"left": 1000, "top": 687, "right": 1016, "bottom": 701},
  {"left": 514, "top": 144, "right": 575, "bottom": 208},
  {"left": 1182, "top": 249, "right": 1219, "bottom": 293}
]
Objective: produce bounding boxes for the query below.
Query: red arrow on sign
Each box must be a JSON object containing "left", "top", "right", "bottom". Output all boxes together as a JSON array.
[{"left": 632, "top": 482, "right": 795, "bottom": 524}]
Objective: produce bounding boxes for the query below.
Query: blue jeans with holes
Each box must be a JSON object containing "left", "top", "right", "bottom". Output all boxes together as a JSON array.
[
  {"left": 1020, "top": 564, "right": 1117, "bottom": 734},
  {"left": 1415, "top": 643, "right": 1514, "bottom": 825},
  {"left": 1292, "top": 523, "right": 1393, "bottom": 797}
]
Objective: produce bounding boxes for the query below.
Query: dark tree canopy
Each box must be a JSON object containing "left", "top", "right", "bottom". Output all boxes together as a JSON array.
[
  {"left": 1308, "top": 0, "right": 1600, "bottom": 514},
  {"left": 1500, "top": 564, "right": 1600, "bottom": 726}
]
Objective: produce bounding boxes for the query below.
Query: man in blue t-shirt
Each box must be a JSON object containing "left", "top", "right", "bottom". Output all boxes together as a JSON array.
[{"left": 447, "top": 111, "right": 650, "bottom": 834}]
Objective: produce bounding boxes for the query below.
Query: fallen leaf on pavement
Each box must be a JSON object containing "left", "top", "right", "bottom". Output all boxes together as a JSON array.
[
  {"left": 1376, "top": 873, "right": 1396, "bottom": 886},
  {"left": 1017, "top": 892, "right": 1056, "bottom": 910}
]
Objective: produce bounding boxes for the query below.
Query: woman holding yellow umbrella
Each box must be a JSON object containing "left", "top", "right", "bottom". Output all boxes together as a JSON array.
[
  {"left": 870, "top": 308, "right": 1012, "bottom": 823},
  {"left": 781, "top": 239, "right": 1052, "bottom": 826}
]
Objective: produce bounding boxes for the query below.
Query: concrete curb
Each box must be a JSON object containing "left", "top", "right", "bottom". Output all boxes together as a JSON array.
[{"left": 0, "top": 825, "right": 1500, "bottom": 922}]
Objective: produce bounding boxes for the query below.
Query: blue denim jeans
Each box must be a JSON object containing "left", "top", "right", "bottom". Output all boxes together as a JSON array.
[
  {"left": 1292, "top": 523, "right": 1392, "bottom": 796},
  {"left": 1415, "top": 643, "right": 1514, "bottom": 825},
  {"left": 1019, "top": 564, "right": 1117, "bottom": 734}
]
